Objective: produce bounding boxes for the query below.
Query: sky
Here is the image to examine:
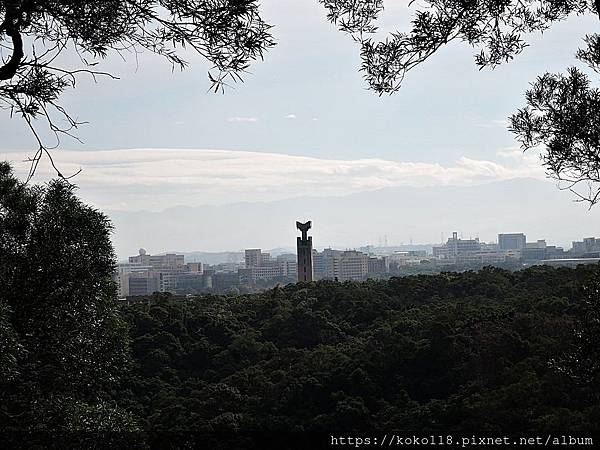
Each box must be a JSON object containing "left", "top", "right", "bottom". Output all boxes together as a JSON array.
[{"left": 1, "top": 1, "right": 599, "bottom": 256}]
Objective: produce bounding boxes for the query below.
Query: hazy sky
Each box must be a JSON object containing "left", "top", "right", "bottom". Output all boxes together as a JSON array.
[{"left": 2, "top": 1, "right": 599, "bottom": 254}]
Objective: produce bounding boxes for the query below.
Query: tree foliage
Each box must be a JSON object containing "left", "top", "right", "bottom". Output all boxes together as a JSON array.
[
  {"left": 511, "top": 34, "right": 600, "bottom": 206},
  {"left": 114, "top": 265, "right": 600, "bottom": 442},
  {"left": 552, "top": 265, "right": 600, "bottom": 385},
  {"left": 321, "top": 0, "right": 593, "bottom": 94},
  {"left": 0, "top": 162, "right": 133, "bottom": 432}
]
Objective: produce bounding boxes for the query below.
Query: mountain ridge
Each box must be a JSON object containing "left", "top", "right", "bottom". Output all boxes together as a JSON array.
[{"left": 109, "top": 178, "right": 599, "bottom": 259}]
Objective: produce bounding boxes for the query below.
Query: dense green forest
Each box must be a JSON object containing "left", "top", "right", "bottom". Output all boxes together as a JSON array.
[{"left": 112, "top": 266, "right": 600, "bottom": 442}]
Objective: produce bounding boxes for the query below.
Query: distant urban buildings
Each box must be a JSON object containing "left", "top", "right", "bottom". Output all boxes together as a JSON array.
[
  {"left": 116, "top": 247, "right": 301, "bottom": 298},
  {"left": 128, "top": 248, "right": 185, "bottom": 267},
  {"left": 115, "top": 248, "right": 206, "bottom": 297},
  {"left": 297, "top": 221, "right": 387, "bottom": 282},
  {"left": 433, "top": 232, "right": 482, "bottom": 260},
  {"left": 241, "top": 248, "right": 297, "bottom": 283},
  {"left": 115, "top": 229, "right": 600, "bottom": 298},
  {"left": 498, "top": 233, "right": 527, "bottom": 251},
  {"left": 313, "top": 249, "right": 391, "bottom": 281},
  {"left": 431, "top": 231, "right": 568, "bottom": 265},
  {"left": 571, "top": 237, "right": 600, "bottom": 256}
]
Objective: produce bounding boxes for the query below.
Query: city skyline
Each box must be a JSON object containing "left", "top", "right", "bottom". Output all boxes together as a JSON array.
[
  {"left": 115, "top": 229, "right": 598, "bottom": 260},
  {"left": 127, "top": 230, "right": 599, "bottom": 263},
  {"left": 114, "top": 228, "right": 600, "bottom": 297}
]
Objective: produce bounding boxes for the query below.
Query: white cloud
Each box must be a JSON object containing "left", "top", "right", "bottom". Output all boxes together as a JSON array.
[
  {"left": 226, "top": 116, "right": 259, "bottom": 123},
  {"left": 284, "top": 114, "right": 297, "bottom": 119},
  {"left": 496, "top": 146, "right": 543, "bottom": 164},
  {"left": 1, "top": 148, "right": 546, "bottom": 212}
]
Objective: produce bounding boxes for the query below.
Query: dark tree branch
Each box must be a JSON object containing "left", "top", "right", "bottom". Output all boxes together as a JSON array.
[{"left": 0, "top": 28, "right": 24, "bottom": 80}]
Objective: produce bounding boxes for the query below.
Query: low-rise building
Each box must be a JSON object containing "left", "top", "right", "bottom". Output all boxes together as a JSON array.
[
  {"left": 498, "top": 233, "right": 527, "bottom": 251},
  {"left": 213, "top": 272, "right": 240, "bottom": 292},
  {"left": 433, "top": 232, "right": 481, "bottom": 260},
  {"left": 126, "top": 271, "right": 160, "bottom": 297},
  {"left": 241, "top": 248, "right": 298, "bottom": 282},
  {"left": 368, "top": 256, "right": 388, "bottom": 274},
  {"left": 313, "top": 248, "right": 370, "bottom": 281},
  {"left": 128, "top": 248, "right": 185, "bottom": 268},
  {"left": 571, "top": 237, "right": 600, "bottom": 256}
]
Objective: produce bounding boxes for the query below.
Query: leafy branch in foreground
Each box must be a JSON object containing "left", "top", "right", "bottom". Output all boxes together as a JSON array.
[
  {"left": 510, "top": 35, "right": 600, "bottom": 206},
  {"left": 0, "top": 0, "right": 275, "bottom": 180},
  {"left": 320, "top": 0, "right": 600, "bottom": 206},
  {"left": 320, "top": 0, "right": 593, "bottom": 95}
]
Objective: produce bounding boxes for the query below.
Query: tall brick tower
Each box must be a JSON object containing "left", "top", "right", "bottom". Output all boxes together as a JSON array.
[{"left": 296, "top": 220, "right": 313, "bottom": 282}]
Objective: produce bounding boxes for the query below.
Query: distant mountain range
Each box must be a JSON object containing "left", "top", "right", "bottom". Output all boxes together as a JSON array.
[{"left": 109, "top": 178, "right": 600, "bottom": 259}]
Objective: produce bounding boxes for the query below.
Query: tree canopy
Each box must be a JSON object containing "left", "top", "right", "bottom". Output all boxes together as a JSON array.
[
  {"left": 2, "top": 0, "right": 600, "bottom": 203},
  {"left": 113, "top": 265, "right": 600, "bottom": 445},
  {"left": 0, "top": 162, "right": 133, "bottom": 433}
]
